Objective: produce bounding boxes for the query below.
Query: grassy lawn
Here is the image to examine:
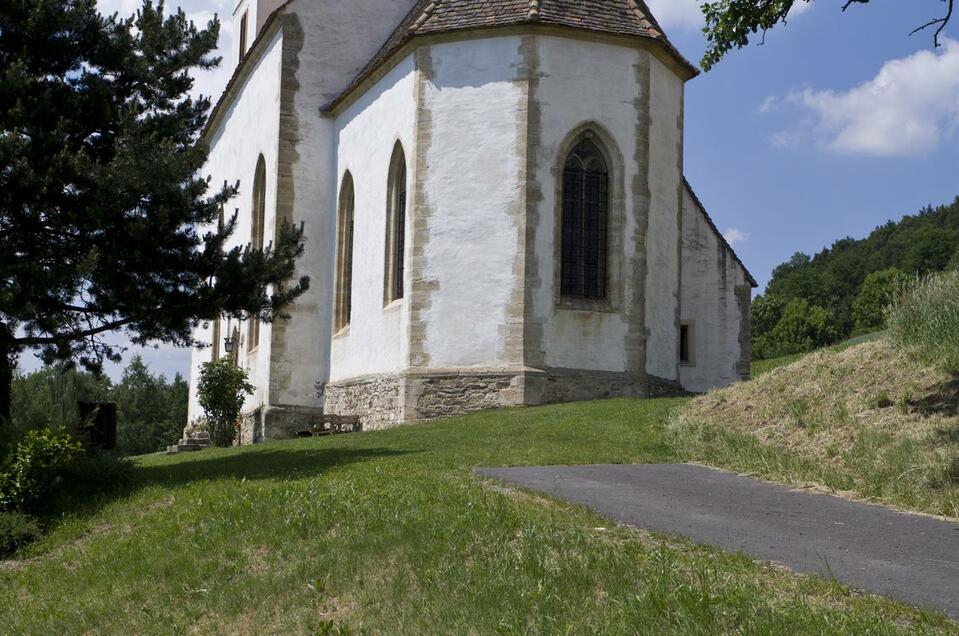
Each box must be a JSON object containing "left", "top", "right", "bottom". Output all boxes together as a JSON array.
[{"left": 2, "top": 398, "right": 954, "bottom": 634}]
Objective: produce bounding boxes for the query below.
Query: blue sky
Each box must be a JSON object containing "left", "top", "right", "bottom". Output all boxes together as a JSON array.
[
  {"left": 670, "top": 0, "right": 959, "bottom": 292},
  {"left": 19, "top": 0, "right": 959, "bottom": 380}
]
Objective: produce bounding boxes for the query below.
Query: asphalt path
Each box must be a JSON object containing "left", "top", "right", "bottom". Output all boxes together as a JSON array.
[{"left": 475, "top": 463, "right": 959, "bottom": 619}]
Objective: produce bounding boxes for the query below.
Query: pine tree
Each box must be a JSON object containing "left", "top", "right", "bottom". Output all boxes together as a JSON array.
[{"left": 0, "top": 0, "right": 308, "bottom": 424}]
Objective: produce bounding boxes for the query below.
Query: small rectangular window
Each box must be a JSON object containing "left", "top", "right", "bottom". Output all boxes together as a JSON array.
[
  {"left": 680, "top": 322, "right": 694, "bottom": 366},
  {"left": 239, "top": 12, "right": 249, "bottom": 58}
]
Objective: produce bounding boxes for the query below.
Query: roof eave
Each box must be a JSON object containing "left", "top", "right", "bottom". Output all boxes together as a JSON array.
[
  {"left": 322, "top": 23, "right": 698, "bottom": 116},
  {"left": 201, "top": 2, "right": 292, "bottom": 142},
  {"left": 683, "top": 177, "right": 759, "bottom": 288}
]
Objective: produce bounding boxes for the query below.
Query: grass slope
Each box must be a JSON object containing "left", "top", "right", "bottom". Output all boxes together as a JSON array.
[
  {"left": 751, "top": 331, "right": 885, "bottom": 378},
  {"left": 2, "top": 399, "right": 953, "bottom": 634},
  {"left": 678, "top": 339, "right": 959, "bottom": 519}
]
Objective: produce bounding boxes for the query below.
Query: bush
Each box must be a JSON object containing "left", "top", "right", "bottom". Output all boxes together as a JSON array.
[
  {"left": 886, "top": 269, "right": 959, "bottom": 372},
  {"left": 852, "top": 267, "right": 908, "bottom": 334},
  {"left": 197, "top": 359, "right": 254, "bottom": 447},
  {"left": 754, "top": 298, "right": 838, "bottom": 359},
  {"left": 0, "top": 429, "right": 83, "bottom": 512},
  {"left": 0, "top": 510, "right": 41, "bottom": 557}
]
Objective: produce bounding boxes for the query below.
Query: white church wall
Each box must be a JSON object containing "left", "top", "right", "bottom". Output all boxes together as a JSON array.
[
  {"left": 187, "top": 30, "right": 285, "bottom": 424},
  {"left": 533, "top": 35, "right": 641, "bottom": 372},
  {"left": 266, "top": 0, "right": 420, "bottom": 406},
  {"left": 415, "top": 36, "right": 528, "bottom": 370},
  {"left": 644, "top": 54, "right": 685, "bottom": 382},
  {"left": 679, "top": 186, "right": 751, "bottom": 393},
  {"left": 329, "top": 56, "right": 417, "bottom": 381},
  {"left": 534, "top": 37, "right": 641, "bottom": 371},
  {"left": 254, "top": 0, "right": 286, "bottom": 33},
  {"left": 231, "top": 0, "right": 286, "bottom": 65}
]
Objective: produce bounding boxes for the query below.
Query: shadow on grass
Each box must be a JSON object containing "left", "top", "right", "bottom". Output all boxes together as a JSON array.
[
  {"left": 912, "top": 375, "right": 959, "bottom": 419},
  {"left": 18, "top": 446, "right": 420, "bottom": 552},
  {"left": 133, "top": 446, "right": 418, "bottom": 487}
]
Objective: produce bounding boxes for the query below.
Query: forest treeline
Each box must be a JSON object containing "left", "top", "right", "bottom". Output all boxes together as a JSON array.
[
  {"left": 9, "top": 357, "right": 187, "bottom": 456},
  {"left": 753, "top": 196, "right": 959, "bottom": 359}
]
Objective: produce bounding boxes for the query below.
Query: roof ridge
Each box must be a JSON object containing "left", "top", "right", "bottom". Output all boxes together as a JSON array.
[
  {"left": 626, "top": 0, "right": 663, "bottom": 37},
  {"left": 682, "top": 177, "right": 758, "bottom": 288},
  {"left": 410, "top": 0, "right": 438, "bottom": 32},
  {"left": 323, "top": 0, "right": 700, "bottom": 113},
  {"left": 527, "top": 0, "right": 542, "bottom": 20}
]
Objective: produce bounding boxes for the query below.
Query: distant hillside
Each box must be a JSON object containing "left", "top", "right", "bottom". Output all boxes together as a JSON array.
[{"left": 753, "top": 196, "right": 959, "bottom": 358}]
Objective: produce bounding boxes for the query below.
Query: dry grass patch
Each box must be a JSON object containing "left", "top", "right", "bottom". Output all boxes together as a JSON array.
[{"left": 674, "top": 339, "right": 959, "bottom": 518}]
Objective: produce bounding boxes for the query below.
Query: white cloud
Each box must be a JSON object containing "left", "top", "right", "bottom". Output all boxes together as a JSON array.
[
  {"left": 780, "top": 39, "right": 959, "bottom": 157},
  {"left": 644, "top": 0, "right": 704, "bottom": 30},
  {"left": 770, "top": 129, "right": 803, "bottom": 148},
  {"left": 757, "top": 95, "right": 778, "bottom": 114},
  {"left": 723, "top": 227, "right": 750, "bottom": 246}
]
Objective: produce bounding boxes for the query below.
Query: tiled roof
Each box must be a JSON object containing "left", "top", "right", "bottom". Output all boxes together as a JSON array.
[{"left": 324, "top": 0, "right": 696, "bottom": 112}]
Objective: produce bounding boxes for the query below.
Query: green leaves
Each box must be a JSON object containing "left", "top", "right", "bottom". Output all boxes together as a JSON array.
[
  {"left": 701, "top": 0, "right": 802, "bottom": 71},
  {"left": 197, "top": 359, "right": 254, "bottom": 447},
  {"left": 754, "top": 198, "right": 959, "bottom": 358},
  {"left": 0, "top": 428, "right": 82, "bottom": 512},
  {"left": 852, "top": 267, "right": 908, "bottom": 333},
  {"left": 0, "top": 0, "right": 308, "bottom": 418}
]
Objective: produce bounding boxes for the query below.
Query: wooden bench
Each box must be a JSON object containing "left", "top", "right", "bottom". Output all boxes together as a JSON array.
[{"left": 296, "top": 414, "right": 361, "bottom": 438}]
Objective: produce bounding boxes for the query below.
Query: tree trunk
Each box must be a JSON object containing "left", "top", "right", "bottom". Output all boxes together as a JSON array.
[{"left": 0, "top": 324, "right": 12, "bottom": 425}]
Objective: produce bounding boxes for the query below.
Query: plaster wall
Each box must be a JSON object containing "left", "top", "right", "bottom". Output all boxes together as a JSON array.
[
  {"left": 414, "top": 37, "right": 527, "bottom": 370},
  {"left": 679, "top": 186, "right": 751, "bottom": 393},
  {"left": 330, "top": 57, "right": 417, "bottom": 381},
  {"left": 643, "top": 54, "right": 685, "bottom": 381},
  {"left": 232, "top": 0, "right": 288, "bottom": 65},
  {"left": 254, "top": 0, "right": 287, "bottom": 32},
  {"left": 187, "top": 30, "right": 284, "bottom": 424},
  {"left": 266, "top": 0, "right": 419, "bottom": 408},
  {"left": 532, "top": 36, "right": 643, "bottom": 373}
]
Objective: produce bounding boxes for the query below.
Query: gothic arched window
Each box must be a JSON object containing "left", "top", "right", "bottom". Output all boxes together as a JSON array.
[
  {"left": 248, "top": 155, "right": 267, "bottom": 351},
  {"left": 334, "top": 172, "right": 355, "bottom": 332},
  {"left": 384, "top": 142, "right": 407, "bottom": 303},
  {"left": 561, "top": 138, "right": 608, "bottom": 299}
]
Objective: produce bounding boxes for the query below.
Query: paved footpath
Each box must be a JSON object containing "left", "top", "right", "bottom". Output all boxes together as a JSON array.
[{"left": 476, "top": 464, "right": 959, "bottom": 619}]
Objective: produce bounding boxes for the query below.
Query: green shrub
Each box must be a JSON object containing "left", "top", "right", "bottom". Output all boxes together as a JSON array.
[
  {"left": 754, "top": 298, "right": 838, "bottom": 359},
  {"left": 886, "top": 269, "right": 959, "bottom": 372},
  {"left": 197, "top": 359, "right": 254, "bottom": 447},
  {"left": 0, "top": 510, "right": 41, "bottom": 556},
  {"left": 0, "top": 429, "right": 83, "bottom": 512},
  {"left": 852, "top": 267, "right": 908, "bottom": 334}
]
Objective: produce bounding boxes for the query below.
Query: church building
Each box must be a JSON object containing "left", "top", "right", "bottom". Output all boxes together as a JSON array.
[{"left": 187, "top": 0, "right": 757, "bottom": 442}]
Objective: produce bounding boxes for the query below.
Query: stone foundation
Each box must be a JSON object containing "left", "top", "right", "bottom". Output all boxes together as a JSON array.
[
  {"left": 404, "top": 371, "right": 525, "bottom": 422},
  {"left": 320, "top": 367, "right": 689, "bottom": 430},
  {"left": 239, "top": 404, "right": 324, "bottom": 444},
  {"left": 324, "top": 374, "right": 401, "bottom": 430},
  {"left": 540, "top": 369, "right": 644, "bottom": 404},
  {"left": 646, "top": 374, "right": 691, "bottom": 398},
  {"left": 222, "top": 367, "right": 692, "bottom": 444}
]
